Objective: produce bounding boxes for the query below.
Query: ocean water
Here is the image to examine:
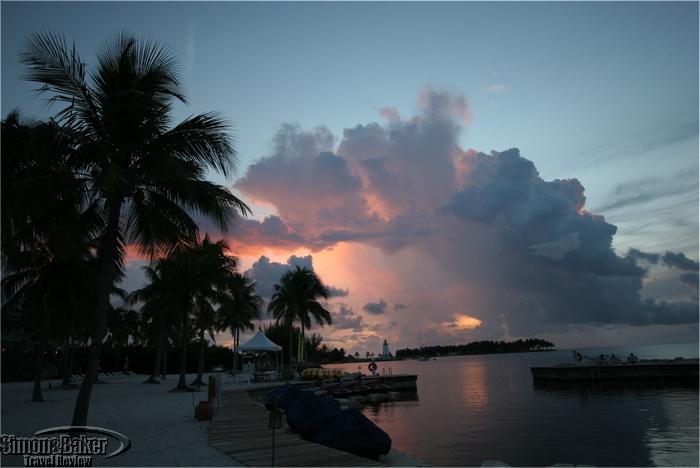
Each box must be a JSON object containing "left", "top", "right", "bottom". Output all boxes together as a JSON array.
[{"left": 327, "top": 343, "right": 699, "bottom": 467}]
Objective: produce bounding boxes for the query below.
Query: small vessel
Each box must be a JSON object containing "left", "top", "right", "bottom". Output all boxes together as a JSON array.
[
  {"left": 531, "top": 352, "right": 699, "bottom": 385},
  {"left": 416, "top": 331, "right": 430, "bottom": 361}
]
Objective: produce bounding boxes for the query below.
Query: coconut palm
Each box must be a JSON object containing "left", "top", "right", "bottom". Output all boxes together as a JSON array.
[
  {"left": 189, "top": 237, "right": 237, "bottom": 387},
  {"left": 218, "top": 272, "right": 262, "bottom": 374},
  {"left": 1, "top": 111, "right": 101, "bottom": 401},
  {"left": 218, "top": 273, "right": 262, "bottom": 349},
  {"left": 21, "top": 32, "right": 250, "bottom": 424},
  {"left": 268, "top": 267, "right": 332, "bottom": 367},
  {"left": 129, "top": 259, "right": 186, "bottom": 384}
]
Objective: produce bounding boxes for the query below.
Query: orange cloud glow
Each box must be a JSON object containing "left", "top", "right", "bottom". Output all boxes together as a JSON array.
[{"left": 452, "top": 314, "right": 483, "bottom": 330}]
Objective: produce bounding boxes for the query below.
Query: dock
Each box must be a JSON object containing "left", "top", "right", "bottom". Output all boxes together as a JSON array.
[
  {"left": 531, "top": 359, "right": 699, "bottom": 385},
  {"left": 208, "top": 388, "right": 383, "bottom": 467}
]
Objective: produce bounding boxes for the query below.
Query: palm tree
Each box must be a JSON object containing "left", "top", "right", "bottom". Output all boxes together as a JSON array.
[
  {"left": 218, "top": 273, "right": 262, "bottom": 374},
  {"left": 21, "top": 32, "right": 250, "bottom": 424},
  {"left": 1, "top": 111, "right": 101, "bottom": 401},
  {"left": 171, "top": 236, "right": 236, "bottom": 390},
  {"left": 268, "top": 267, "right": 332, "bottom": 368},
  {"left": 106, "top": 306, "right": 139, "bottom": 372},
  {"left": 129, "top": 260, "right": 185, "bottom": 384}
]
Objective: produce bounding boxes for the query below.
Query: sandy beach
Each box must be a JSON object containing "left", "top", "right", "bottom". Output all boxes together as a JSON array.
[{"left": 1, "top": 373, "right": 246, "bottom": 467}]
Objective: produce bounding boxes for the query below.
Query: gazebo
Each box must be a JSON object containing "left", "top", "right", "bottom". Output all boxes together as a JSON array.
[{"left": 233, "top": 330, "right": 283, "bottom": 381}]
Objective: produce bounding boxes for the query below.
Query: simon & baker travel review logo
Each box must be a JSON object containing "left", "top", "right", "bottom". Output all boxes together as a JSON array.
[{"left": 1, "top": 426, "right": 131, "bottom": 466}]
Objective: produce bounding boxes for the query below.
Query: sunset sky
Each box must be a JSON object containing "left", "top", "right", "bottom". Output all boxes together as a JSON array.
[{"left": 2, "top": 2, "right": 698, "bottom": 354}]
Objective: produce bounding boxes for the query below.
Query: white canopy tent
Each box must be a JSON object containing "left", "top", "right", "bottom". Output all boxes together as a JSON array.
[
  {"left": 237, "top": 330, "right": 282, "bottom": 352},
  {"left": 233, "top": 331, "right": 283, "bottom": 380}
]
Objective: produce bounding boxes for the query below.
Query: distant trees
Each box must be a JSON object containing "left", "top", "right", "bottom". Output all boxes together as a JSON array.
[
  {"left": 263, "top": 323, "right": 345, "bottom": 365},
  {"left": 395, "top": 338, "right": 555, "bottom": 359}
]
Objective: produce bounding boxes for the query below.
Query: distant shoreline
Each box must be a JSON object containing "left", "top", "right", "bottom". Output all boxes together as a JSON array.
[{"left": 323, "top": 348, "right": 556, "bottom": 365}]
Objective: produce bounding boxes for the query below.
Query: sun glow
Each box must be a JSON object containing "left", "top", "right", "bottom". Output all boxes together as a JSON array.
[{"left": 453, "top": 314, "right": 482, "bottom": 330}]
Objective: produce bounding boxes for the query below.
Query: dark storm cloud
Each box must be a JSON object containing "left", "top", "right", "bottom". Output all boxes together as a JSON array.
[
  {"left": 363, "top": 299, "right": 388, "bottom": 315},
  {"left": 440, "top": 147, "right": 696, "bottom": 331},
  {"left": 679, "top": 272, "right": 699, "bottom": 291},
  {"left": 627, "top": 248, "right": 660, "bottom": 264},
  {"left": 662, "top": 251, "right": 700, "bottom": 272}
]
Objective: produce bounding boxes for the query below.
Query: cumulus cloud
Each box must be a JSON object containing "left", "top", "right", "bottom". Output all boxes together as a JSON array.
[
  {"left": 363, "top": 299, "right": 388, "bottom": 315},
  {"left": 229, "top": 87, "right": 698, "bottom": 344},
  {"left": 627, "top": 248, "right": 660, "bottom": 264},
  {"left": 332, "top": 304, "right": 365, "bottom": 331},
  {"left": 243, "top": 254, "right": 347, "bottom": 300},
  {"left": 662, "top": 251, "right": 700, "bottom": 272},
  {"left": 244, "top": 255, "right": 313, "bottom": 298}
]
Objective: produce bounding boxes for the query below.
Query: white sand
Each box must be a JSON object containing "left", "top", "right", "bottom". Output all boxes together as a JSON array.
[{"left": 1, "top": 373, "right": 246, "bottom": 467}]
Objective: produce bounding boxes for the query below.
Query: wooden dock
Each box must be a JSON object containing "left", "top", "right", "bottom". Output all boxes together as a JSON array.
[{"left": 208, "top": 388, "right": 383, "bottom": 467}]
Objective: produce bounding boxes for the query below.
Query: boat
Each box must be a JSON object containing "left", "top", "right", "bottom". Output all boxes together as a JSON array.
[
  {"left": 531, "top": 356, "right": 699, "bottom": 385},
  {"left": 416, "top": 331, "right": 430, "bottom": 361}
]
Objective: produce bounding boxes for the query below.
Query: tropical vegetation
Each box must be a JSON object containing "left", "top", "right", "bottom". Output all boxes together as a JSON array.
[{"left": 1, "top": 31, "right": 250, "bottom": 424}]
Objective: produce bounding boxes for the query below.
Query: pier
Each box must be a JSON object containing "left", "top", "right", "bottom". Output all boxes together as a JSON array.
[{"left": 208, "top": 388, "right": 383, "bottom": 467}]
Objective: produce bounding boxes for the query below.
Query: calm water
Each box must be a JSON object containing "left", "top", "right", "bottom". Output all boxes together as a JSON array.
[{"left": 328, "top": 343, "right": 699, "bottom": 467}]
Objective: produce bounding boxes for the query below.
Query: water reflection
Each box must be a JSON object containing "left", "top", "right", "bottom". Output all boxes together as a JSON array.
[
  {"left": 327, "top": 345, "right": 698, "bottom": 466},
  {"left": 457, "top": 360, "right": 488, "bottom": 410}
]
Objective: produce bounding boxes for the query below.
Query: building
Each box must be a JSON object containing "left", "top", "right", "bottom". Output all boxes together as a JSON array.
[{"left": 381, "top": 339, "right": 392, "bottom": 359}]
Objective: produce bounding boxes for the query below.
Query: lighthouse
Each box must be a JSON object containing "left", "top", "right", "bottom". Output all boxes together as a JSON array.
[{"left": 381, "top": 339, "right": 391, "bottom": 359}]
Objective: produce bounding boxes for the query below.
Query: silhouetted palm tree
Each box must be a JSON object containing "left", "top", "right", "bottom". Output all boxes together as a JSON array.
[
  {"left": 20, "top": 32, "right": 250, "bottom": 424},
  {"left": 218, "top": 272, "right": 262, "bottom": 374},
  {"left": 169, "top": 236, "right": 236, "bottom": 390},
  {"left": 1, "top": 111, "right": 101, "bottom": 401},
  {"left": 218, "top": 273, "right": 262, "bottom": 348},
  {"left": 129, "top": 260, "right": 185, "bottom": 384},
  {"left": 268, "top": 267, "right": 332, "bottom": 367}
]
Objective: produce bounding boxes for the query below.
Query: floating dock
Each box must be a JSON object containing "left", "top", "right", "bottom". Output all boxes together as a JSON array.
[{"left": 531, "top": 359, "right": 699, "bottom": 385}]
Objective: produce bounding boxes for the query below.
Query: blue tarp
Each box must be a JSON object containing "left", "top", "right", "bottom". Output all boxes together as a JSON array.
[
  {"left": 263, "top": 385, "right": 392, "bottom": 460},
  {"left": 309, "top": 408, "right": 392, "bottom": 460}
]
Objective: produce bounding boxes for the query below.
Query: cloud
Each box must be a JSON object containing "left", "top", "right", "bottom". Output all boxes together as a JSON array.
[
  {"left": 243, "top": 254, "right": 350, "bottom": 302},
  {"left": 393, "top": 303, "right": 407, "bottom": 311},
  {"left": 363, "top": 299, "right": 388, "bottom": 315},
  {"left": 662, "top": 251, "right": 699, "bottom": 272},
  {"left": 487, "top": 84, "right": 508, "bottom": 95},
  {"left": 227, "top": 87, "right": 697, "bottom": 345},
  {"left": 327, "top": 286, "right": 349, "bottom": 298},
  {"left": 595, "top": 170, "right": 698, "bottom": 213},
  {"left": 244, "top": 255, "right": 313, "bottom": 299},
  {"left": 627, "top": 248, "right": 660, "bottom": 264},
  {"left": 679, "top": 272, "right": 699, "bottom": 291},
  {"left": 331, "top": 304, "right": 365, "bottom": 331}
]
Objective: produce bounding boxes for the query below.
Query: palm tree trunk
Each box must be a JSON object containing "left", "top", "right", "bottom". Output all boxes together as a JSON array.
[
  {"left": 176, "top": 313, "right": 189, "bottom": 390},
  {"left": 190, "top": 330, "right": 206, "bottom": 387},
  {"left": 144, "top": 327, "right": 165, "bottom": 384},
  {"left": 62, "top": 341, "right": 74, "bottom": 387},
  {"left": 72, "top": 199, "right": 123, "bottom": 425},
  {"left": 301, "top": 323, "right": 306, "bottom": 365},
  {"left": 288, "top": 329, "right": 293, "bottom": 371},
  {"left": 32, "top": 336, "right": 47, "bottom": 402},
  {"left": 161, "top": 340, "right": 168, "bottom": 379}
]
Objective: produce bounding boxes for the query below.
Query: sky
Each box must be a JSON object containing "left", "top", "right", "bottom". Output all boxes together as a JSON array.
[{"left": 2, "top": 2, "right": 698, "bottom": 354}]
